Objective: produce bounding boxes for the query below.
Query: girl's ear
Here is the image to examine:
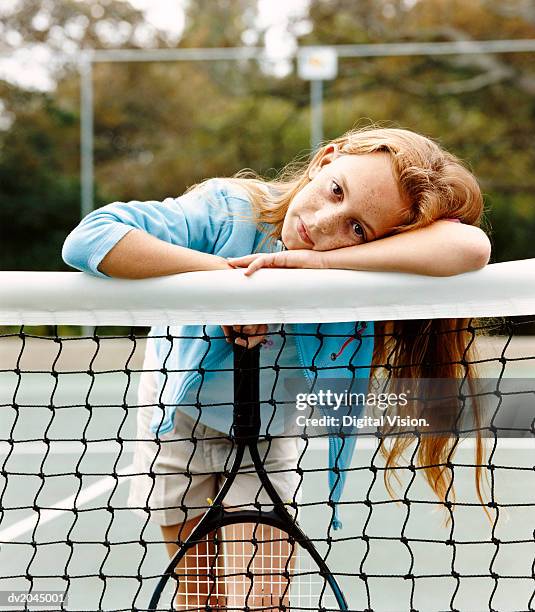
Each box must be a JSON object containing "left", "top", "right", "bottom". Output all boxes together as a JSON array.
[{"left": 307, "top": 143, "right": 340, "bottom": 180}]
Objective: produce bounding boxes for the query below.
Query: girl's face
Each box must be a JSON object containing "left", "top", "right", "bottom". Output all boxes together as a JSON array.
[{"left": 281, "top": 148, "right": 407, "bottom": 251}]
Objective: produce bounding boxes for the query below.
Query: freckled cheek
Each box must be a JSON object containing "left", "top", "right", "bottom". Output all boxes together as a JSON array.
[
  {"left": 314, "top": 223, "right": 351, "bottom": 250},
  {"left": 319, "top": 233, "right": 349, "bottom": 251}
]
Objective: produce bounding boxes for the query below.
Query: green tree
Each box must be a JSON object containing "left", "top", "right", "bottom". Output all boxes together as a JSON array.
[
  {"left": 296, "top": 0, "right": 535, "bottom": 261},
  {"left": 2, "top": 0, "right": 535, "bottom": 271},
  {"left": 0, "top": 86, "right": 79, "bottom": 269},
  {"left": 0, "top": 0, "right": 170, "bottom": 271}
]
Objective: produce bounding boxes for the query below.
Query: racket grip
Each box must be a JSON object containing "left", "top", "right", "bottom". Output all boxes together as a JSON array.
[{"left": 233, "top": 343, "right": 261, "bottom": 440}]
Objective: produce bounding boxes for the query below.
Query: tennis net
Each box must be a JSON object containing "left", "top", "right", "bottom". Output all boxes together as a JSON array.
[{"left": 1, "top": 261, "right": 534, "bottom": 611}]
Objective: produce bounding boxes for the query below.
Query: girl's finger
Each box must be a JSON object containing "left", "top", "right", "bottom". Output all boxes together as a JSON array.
[
  {"left": 239, "top": 334, "right": 266, "bottom": 348},
  {"left": 230, "top": 323, "right": 269, "bottom": 348},
  {"left": 221, "top": 324, "right": 234, "bottom": 343},
  {"left": 234, "top": 335, "right": 262, "bottom": 348},
  {"left": 232, "top": 324, "right": 265, "bottom": 336},
  {"left": 224, "top": 324, "right": 263, "bottom": 342},
  {"left": 243, "top": 256, "right": 271, "bottom": 276},
  {"left": 233, "top": 324, "right": 256, "bottom": 335},
  {"left": 227, "top": 255, "right": 258, "bottom": 266}
]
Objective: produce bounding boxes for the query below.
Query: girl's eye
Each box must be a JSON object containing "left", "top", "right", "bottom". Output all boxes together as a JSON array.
[
  {"left": 352, "top": 221, "right": 365, "bottom": 239},
  {"left": 332, "top": 180, "right": 343, "bottom": 200}
]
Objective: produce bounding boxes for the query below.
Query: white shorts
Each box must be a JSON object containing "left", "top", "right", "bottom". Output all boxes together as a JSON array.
[{"left": 127, "top": 346, "right": 303, "bottom": 527}]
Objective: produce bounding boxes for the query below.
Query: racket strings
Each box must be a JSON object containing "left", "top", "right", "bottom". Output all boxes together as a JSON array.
[{"left": 168, "top": 524, "right": 338, "bottom": 611}]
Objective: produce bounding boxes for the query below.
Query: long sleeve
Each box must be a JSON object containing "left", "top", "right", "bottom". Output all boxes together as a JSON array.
[{"left": 62, "top": 179, "right": 255, "bottom": 277}]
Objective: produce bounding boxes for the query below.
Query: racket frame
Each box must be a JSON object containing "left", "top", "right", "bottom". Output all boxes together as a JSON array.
[{"left": 148, "top": 343, "right": 348, "bottom": 610}]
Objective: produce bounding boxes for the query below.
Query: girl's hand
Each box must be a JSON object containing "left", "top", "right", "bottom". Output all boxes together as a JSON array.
[
  {"left": 227, "top": 249, "right": 326, "bottom": 276},
  {"left": 221, "top": 324, "right": 269, "bottom": 348}
]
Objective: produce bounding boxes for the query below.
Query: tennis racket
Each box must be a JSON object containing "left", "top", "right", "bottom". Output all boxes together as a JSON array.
[{"left": 148, "top": 340, "right": 348, "bottom": 611}]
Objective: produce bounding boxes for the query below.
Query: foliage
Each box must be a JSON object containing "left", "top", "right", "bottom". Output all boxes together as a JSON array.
[
  {"left": 1, "top": 0, "right": 535, "bottom": 271},
  {"left": 0, "top": 85, "right": 80, "bottom": 270}
]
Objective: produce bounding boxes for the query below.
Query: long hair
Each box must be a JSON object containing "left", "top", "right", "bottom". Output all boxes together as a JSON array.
[{"left": 189, "top": 126, "right": 488, "bottom": 520}]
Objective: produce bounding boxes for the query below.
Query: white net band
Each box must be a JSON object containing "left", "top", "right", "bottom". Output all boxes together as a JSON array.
[{"left": 1, "top": 260, "right": 534, "bottom": 326}]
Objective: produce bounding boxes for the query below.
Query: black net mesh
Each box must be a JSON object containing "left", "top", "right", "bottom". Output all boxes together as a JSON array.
[{"left": 1, "top": 317, "right": 534, "bottom": 611}]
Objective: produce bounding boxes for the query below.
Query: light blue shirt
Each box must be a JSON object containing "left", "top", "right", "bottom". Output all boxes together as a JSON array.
[
  {"left": 62, "top": 179, "right": 375, "bottom": 528},
  {"left": 155, "top": 322, "right": 301, "bottom": 437}
]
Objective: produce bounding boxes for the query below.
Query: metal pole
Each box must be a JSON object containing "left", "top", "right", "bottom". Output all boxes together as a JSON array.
[
  {"left": 80, "top": 52, "right": 94, "bottom": 219},
  {"left": 310, "top": 79, "right": 323, "bottom": 151},
  {"left": 2, "top": 39, "right": 535, "bottom": 64},
  {"left": 79, "top": 52, "right": 94, "bottom": 337}
]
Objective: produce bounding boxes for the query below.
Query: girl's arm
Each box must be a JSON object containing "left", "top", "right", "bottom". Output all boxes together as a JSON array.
[
  {"left": 62, "top": 180, "right": 250, "bottom": 279},
  {"left": 321, "top": 221, "right": 491, "bottom": 277},
  {"left": 98, "top": 229, "right": 232, "bottom": 278},
  {"left": 228, "top": 221, "right": 490, "bottom": 277},
  {"left": 99, "top": 226, "right": 265, "bottom": 347}
]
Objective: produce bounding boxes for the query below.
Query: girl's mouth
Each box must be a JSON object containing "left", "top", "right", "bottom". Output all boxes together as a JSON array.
[{"left": 297, "top": 218, "right": 314, "bottom": 246}]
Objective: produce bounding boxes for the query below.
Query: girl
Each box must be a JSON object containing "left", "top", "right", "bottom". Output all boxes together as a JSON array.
[{"left": 62, "top": 126, "right": 490, "bottom": 609}]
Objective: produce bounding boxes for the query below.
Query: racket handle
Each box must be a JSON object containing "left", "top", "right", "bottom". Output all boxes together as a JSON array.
[{"left": 233, "top": 343, "right": 261, "bottom": 440}]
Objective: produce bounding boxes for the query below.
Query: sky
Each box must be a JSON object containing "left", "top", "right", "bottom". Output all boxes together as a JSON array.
[{"left": 0, "top": 0, "right": 311, "bottom": 91}]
